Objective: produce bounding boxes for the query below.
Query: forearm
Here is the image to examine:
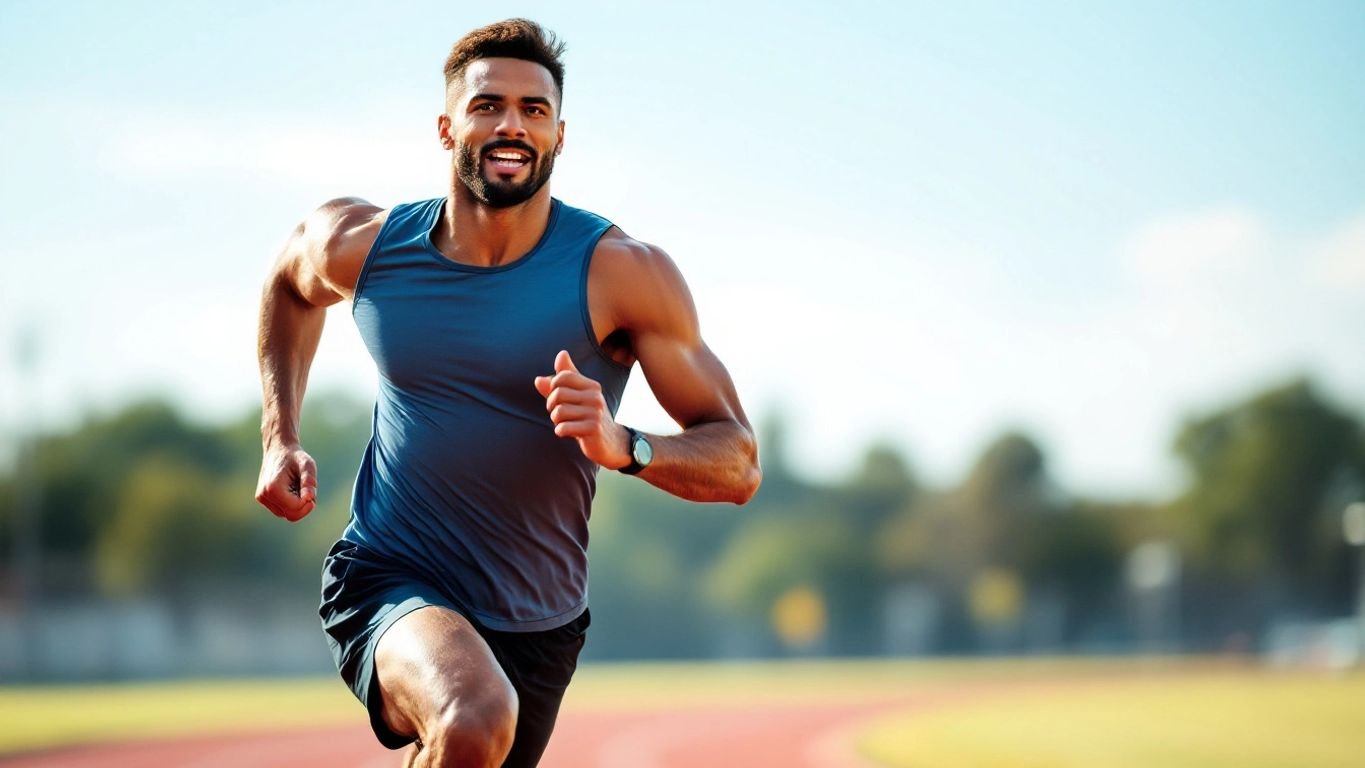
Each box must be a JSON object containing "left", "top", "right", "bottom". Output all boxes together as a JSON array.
[
  {"left": 258, "top": 274, "right": 327, "bottom": 450},
  {"left": 634, "top": 420, "right": 761, "bottom": 504}
]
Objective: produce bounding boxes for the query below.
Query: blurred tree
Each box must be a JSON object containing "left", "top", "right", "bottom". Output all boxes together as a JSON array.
[
  {"left": 95, "top": 454, "right": 255, "bottom": 599},
  {"left": 7, "top": 376, "right": 1360, "bottom": 666},
  {"left": 24, "top": 398, "right": 236, "bottom": 593},
  {"left": 1167, "top": 378, "right": 1363, "bottom": 611},
  {"left": 0, "top": 474, "right": 15, "bottom": 589},
  {"left": 1024, "top": 499, "right": 1128, "bottom": 646},
  {"left": 752, "top": 408, "right": 805, "bottom": 504},
  {"left": 0, "top": 393, "right": 373, "bottom": 600},
  {"left": 584, "top": 470, "right": 748, "bottom": 658},
  {"left": 956, "top": 432, "right": 1059, "bottom": 572},
  {"left": 840, "top": 442, "right": 919, "bottom": 536},
  {"left": 703, "top": 511, "right": 868, "bottom": 651},
  {"left": 583, "top": 474, "right": 692, "bottom": 658},
  {"left": 705, "top": 514, "right": 855, "bottom": 615},
  {"left": 875, "top": 492, "right": 941, "bottom": 582},
  {"left": 885, "top": 431, "right": 1070, "bottom": 650},
  {"left": 1023, "top": 502, "right": 1124, "bottom": 593}
]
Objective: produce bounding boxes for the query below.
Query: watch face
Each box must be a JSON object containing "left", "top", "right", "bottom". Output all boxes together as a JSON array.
[{"left": 632, "top": 434, "right": 653, "bottom": 466}]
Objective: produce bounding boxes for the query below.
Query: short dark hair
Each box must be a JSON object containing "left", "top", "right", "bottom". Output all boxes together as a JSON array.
[{"left": 444, "top": 19, "right": 566, "bottom": 102}]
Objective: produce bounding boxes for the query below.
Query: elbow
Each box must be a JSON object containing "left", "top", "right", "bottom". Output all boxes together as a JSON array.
[
  {"left": 731, "top": 465, "right": 762, "bottom": 505},
  {"left": 730, "top": 430, "right": 762, "bottom": 505}
]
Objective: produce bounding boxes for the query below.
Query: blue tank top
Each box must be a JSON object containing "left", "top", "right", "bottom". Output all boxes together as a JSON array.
[{"left": 344, "top": 197, "right": 630, "bottom": 632}]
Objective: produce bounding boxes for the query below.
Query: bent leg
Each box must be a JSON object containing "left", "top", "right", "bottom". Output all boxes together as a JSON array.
[
  {"left": 492, "top": 610, "right": 591, "bottom": 767},
  {"left": 375, "top": 605, "right": 519, "bottom": 768}
]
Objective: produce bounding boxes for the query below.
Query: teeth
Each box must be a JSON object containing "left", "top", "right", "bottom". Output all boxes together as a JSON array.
[{"left": 490, "top": 152, "right": 527, "bottom": 161}]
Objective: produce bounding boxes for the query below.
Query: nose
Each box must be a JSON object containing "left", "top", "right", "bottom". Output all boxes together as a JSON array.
[{"left": 496, "top": 109, "right": 527, "bottom": 139}]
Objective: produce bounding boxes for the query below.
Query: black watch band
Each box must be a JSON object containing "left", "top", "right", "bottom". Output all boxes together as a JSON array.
[{"left": 619, "top": 426, "right": 653, "bottom": 475}]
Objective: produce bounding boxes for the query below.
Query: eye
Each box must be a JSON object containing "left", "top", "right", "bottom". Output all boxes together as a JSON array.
[
  {"left": 474, "top": 102, "right": 498, "bottom": 113},
  {"left": 526, "top": 105, "right": 546, "bottom": 116}
]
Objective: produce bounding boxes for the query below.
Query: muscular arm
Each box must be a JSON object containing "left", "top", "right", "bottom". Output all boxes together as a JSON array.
[
  {"left": 625, "top": 245, "right": 759, "bottom": 503},
  {"left": 540, "top": 234, "right": 761, "bottom": 504},
  {"left": 255, "top": 197, "right": 383, "bottom": 521}
]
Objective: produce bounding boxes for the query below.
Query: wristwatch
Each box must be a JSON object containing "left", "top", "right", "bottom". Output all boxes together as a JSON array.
[{"left": 619, "top": 426, "right": 653, "bottom": 475}]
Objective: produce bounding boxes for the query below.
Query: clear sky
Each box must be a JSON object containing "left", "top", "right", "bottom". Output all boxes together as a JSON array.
[{"left": 2, "top": 0, "right": 1363, "bottom": 497}]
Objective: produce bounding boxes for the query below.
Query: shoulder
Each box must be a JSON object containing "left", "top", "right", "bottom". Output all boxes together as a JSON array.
[
  {"left": 302, "top": 197, "right": 387, "bottom": 264},
  {"left": 590, "top": 228, "right": 697, "bottom": 333},
  {"left": 294, "top": 197, "right": 388, "bottom": 298},
  {"left": 592, "top": 228, "right": 684, "bottom": 288}
]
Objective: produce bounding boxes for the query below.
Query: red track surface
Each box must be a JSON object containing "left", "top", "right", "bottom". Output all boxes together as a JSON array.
[{"left": 0, "top": 694, "right": 922, "bottom": 768}]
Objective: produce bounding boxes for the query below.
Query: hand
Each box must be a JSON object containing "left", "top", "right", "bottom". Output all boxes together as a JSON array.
[
  {"left": 534, "top": 350, "right": 630, "bottom": 469},
  {"left": 255, "top": 444, "right": 318, "bottom": 522}
]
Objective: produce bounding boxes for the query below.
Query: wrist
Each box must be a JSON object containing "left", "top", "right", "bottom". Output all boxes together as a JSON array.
[
  {"left": 617, "top": 425, "right": 654, "bottom": 475},
  {"left": 605, "top": 423, "right": 631, "bottom": 470},
  {"left": 262, "top": 432, "right": 301, "bottom": 453},
  {"left": 261, "top": 414, "right": 300, "bottom": 452}
]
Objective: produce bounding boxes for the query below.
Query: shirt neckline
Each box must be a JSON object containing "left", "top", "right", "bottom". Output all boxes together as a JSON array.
[{"left": 421, "top": 197, "right": 561, "bottom": 274}]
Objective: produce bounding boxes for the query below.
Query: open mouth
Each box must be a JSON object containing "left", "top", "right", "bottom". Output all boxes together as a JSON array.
[{"left": 485, "top": 148, "right": 533, "bottom": 173}]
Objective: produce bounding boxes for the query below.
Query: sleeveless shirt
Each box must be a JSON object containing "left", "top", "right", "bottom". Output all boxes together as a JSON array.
[{"left": 344, "top": 196, "right": 631, "bottom": 632}]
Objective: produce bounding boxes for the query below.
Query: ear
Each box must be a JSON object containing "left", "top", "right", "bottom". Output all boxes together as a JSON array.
[
  {"left": 437, "top": 114, "right": 454, "bottom": 150},
  {"left": 555, "top": 119, "right": 565, "bottom": 156}
]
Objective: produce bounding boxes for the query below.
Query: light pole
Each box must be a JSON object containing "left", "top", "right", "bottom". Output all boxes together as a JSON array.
[{"left": 1343, "top": 502, "right": 1365, "bottom": 663}]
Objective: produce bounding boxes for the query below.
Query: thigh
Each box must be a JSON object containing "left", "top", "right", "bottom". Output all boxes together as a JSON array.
[
  {"left": 374, "top": 604, "right": 518, "bottom": 744},
  {"left": 487, "top": 609, "right": 591, "bottom": 768}
]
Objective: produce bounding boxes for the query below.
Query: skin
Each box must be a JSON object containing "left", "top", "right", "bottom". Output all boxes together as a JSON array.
[{"left": 255, "top": 56, "right": 760, "bottom": 767}]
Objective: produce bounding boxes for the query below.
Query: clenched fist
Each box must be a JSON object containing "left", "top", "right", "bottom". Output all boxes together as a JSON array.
[
  {"left": 534, "top": 350, "right": 630, "bottom": 469},
  {"left": 256, "top": 444, "right": 317, "bottom": 522}
]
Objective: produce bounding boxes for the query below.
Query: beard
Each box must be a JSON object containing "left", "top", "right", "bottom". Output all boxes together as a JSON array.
[{"left": 456, "top": 139, "right": 556, "bottom": 209}]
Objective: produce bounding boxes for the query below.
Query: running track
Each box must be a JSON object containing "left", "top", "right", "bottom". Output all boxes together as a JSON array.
[{"left": 0, "top": 693, "right": 931, "bottom": 768}]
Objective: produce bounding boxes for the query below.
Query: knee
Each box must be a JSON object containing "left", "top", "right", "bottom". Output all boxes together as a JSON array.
[{"left": 425, "top": 685, "right": 518, "bottom": 768}]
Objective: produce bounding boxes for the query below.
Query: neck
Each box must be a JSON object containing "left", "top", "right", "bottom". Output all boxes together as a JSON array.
[{"left": 434, "top": 181, "right": 554, "bottom": 267}]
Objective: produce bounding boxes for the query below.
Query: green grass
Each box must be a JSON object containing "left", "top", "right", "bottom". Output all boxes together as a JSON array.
[
  {"left": 0, "top": 678, "right": 360, "bottom": 755},
  {"left": 858, "top": 667, "right": 1365, "bottom": 768}
]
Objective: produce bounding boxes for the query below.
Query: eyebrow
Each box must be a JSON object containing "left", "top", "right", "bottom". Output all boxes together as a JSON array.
[{"left": 469, "top": 93, "right": 554, "bottom": 108}]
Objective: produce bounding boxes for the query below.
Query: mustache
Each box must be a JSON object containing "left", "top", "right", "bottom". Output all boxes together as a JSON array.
[{"left": 481, "top": 139, "right": 538, "bottom": 160}]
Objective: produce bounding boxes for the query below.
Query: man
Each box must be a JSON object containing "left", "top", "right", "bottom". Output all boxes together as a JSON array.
[{"left": 254, "top": 18, "right": 760, "bottom": 768}]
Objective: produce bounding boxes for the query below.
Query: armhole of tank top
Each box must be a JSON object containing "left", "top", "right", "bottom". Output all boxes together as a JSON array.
[
  {"left": 579, "top": 222, "right": 633, "bottom": 373},
  {"left": 350, "top": 202, "right": 411, "bottom": 314}
]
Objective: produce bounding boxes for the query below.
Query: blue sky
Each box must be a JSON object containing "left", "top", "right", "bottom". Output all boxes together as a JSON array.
[{"left": 2, "top": 1, "right": 1363, "bottom": 496}]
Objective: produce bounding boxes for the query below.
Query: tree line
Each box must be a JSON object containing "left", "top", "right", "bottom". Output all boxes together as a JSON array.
[{"left": 1, "top": 377, "right": 1361, "bottom": 664}]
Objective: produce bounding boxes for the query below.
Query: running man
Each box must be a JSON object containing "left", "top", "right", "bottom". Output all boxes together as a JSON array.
[{"left": 254, "top": 19, "right": 760, "bottom": 768}]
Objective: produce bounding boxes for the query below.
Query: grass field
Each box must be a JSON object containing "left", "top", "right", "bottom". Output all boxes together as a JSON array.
[
  {"left": 2, "top": 658, "right": 1361, "bottom": 766},
  {"left": 858, "top": 665, "right": 1365, "bottom": 768},
  {"left": 0, "top": 678, "right": 360, "bottom": 756}
]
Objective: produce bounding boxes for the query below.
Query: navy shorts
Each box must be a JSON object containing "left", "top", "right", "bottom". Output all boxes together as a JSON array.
[{"left": 318, "top": 539, "right": 590, "bottom": 766}]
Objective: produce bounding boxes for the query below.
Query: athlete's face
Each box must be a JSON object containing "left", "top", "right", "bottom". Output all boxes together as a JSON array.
[{"left": 439, "top": 58, "right": 564, "bottom": 209}]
